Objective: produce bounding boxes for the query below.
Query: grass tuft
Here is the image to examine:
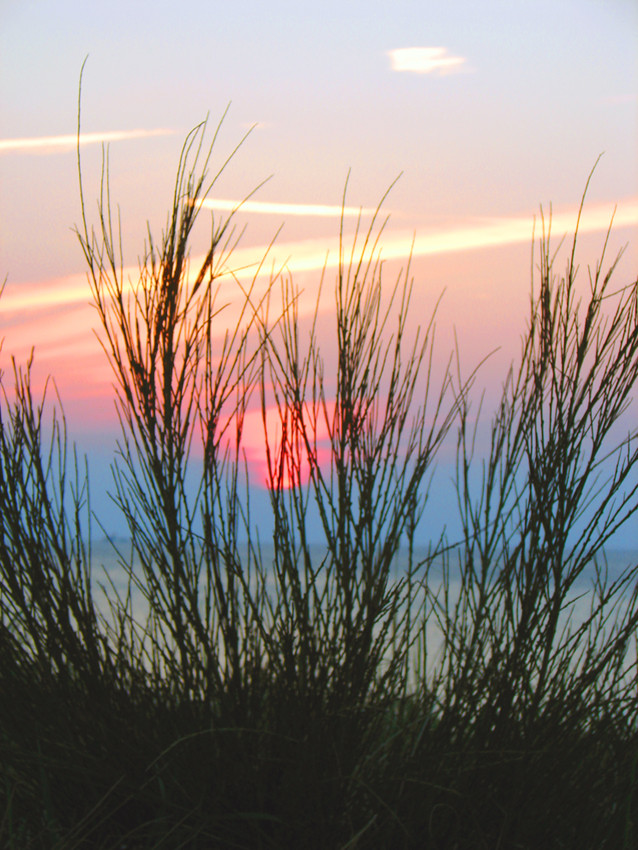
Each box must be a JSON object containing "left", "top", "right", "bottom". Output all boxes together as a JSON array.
[{"left": 1, "top": 109, "right": 637, "bottom": 848}]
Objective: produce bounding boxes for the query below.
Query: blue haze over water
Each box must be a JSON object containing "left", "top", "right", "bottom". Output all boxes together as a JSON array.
[{"left": 89, "top": 538, "right": 638, "bottom": 677}]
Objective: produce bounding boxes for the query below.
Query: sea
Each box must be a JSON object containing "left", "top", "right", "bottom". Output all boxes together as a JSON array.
[{"left": 88, "top": 538, "right": 638, "bottom": 681}]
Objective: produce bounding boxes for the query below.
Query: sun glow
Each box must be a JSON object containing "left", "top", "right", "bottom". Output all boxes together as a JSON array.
[{"left": 241, "top": 401, "right": 334, "bottom": 490}]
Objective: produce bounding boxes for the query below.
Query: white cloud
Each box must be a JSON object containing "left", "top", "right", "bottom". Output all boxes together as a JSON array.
[
  {"left": 388, "top": 47, "right": 467, "bottom": 75},
  {"left": 0, "top": 128, "right": 175, "bottom": 155}
]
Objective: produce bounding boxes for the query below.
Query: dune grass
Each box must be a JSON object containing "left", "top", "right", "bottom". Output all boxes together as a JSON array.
[{"left": 1, "top": 114, "right": 638, "bottom": 849}]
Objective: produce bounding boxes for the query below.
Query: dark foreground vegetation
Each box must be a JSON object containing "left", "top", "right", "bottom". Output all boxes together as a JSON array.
[{"left": 1, "top": 111, "right": 638, "bottom": 848}]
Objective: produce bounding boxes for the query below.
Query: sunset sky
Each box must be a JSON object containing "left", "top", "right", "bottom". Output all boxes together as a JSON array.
[{"left": 1, "top": 0, "right": 637, "bottom": 541}]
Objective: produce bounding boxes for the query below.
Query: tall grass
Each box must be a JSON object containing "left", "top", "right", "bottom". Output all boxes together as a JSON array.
[{"left": 1, "top": 113, "right": 637, "bottom": 849}]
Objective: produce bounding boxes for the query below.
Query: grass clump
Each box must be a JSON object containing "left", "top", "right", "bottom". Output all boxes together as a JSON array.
[{"left": 1, "top": 111, "right": 637, "bottom": 849}]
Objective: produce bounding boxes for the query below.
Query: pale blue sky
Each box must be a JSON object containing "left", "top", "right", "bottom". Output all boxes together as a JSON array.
[
  {"left": 0, "top": 0, "right": 636, "bottom": 541},
  {"left": 1, "top": 0, "right": 636, "bottom": 275}
]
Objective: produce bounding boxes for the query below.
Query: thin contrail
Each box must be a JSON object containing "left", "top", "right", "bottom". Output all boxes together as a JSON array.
[{"left": 0, "top": 128, "right": 175, "bottom": 154}]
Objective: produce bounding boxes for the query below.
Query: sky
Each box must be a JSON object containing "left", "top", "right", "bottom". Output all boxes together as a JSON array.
[{"left": 1, "top": 0, "right": 637, "bottom": 543}]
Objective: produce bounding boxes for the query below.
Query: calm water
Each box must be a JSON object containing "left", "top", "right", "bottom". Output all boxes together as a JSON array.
[{"left": 88, "top": 538, "right": 638, "bottom": 678}]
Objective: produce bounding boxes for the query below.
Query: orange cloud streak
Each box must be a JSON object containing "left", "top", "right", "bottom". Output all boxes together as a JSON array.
[
  {"left": 196, "top": 198, "right": 379, "bottom": 217},
  {"left": 3, "top": 197, "right": 634, "bottom": 319},
  {"left": 2, "top": 196, "right": 634, "bottom": 435}
]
